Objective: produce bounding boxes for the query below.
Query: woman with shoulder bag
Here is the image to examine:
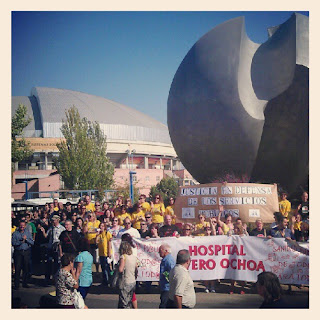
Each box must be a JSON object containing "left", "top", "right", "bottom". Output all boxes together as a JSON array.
[
  {"left": 55, "top": 253, "right": 88, "bottom": 308},
  {"left": 117, "top": 241, "right": 138, "bottom": 308}
]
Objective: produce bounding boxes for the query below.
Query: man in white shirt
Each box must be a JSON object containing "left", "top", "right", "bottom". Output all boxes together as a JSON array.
[
  {"left": 117, "top": 217, "right": 141, "bottom": 239},
  {"left": 167, "top": 249, "right": 196, "bottom": 309}
]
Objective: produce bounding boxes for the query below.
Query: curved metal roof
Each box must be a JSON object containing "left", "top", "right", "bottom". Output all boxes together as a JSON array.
[{"left": 12, "top": 87, "right": 172, "bottom": 145}]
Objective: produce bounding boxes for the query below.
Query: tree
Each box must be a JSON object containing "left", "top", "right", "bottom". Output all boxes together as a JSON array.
[
  {"left": 149, "top": 177, "right": 179, "bottom": 206},
  {"left": 11, "top": 104, "right": 33, "bottom": 167},
  {"left": 112, "top": 182, "right": 140, "bottom": 204},
  {"left": 55, "top": 106, "right": 114, "bottom": 190}
]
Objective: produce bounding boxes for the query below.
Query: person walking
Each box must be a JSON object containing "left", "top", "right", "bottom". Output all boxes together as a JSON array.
[
  {"left": 158, "top": 243, "right": 175, "bottom": 308},
  {"left": 75, "top": 238, "right": 93, "bottom": 300},
  {"left": 117, "top": 241, "right": 138, "bottom": 308},
  {"left": 167, "top": 249, "right": 196, "bottom": 309}
]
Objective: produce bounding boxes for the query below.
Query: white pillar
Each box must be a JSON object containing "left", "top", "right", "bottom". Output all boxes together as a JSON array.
[
  {"left": 144, "top": 156, "right": 148, "bottom": 169},
  {"left": 44, "top": 152, "right": 48, "bottom": 170},
  {"left": 160, "top": 158, "right": 163, "bottom": 169}
]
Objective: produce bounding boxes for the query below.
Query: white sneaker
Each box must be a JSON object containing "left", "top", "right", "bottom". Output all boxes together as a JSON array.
[
  {"left": 210, "top": 288, "right": 216, "bottom": 293},
  {"left": 204, "top": 288, "right": 209, "bottom": 293}
]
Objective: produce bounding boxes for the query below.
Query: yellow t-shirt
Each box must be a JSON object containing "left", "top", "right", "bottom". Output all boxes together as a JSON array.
[
  {"left": 294, "top": 221, "right": 302, "bottom": 231},
  {"left": 96, "top": 231, "right": 112, "bottom": 257},
  {"left": 85, "top": 220, "right": 101, "bottom": 244},
  {"left": 165, "top": 205, "right": 176, "bottom": 224},
  {"left": 194, "top": 222, "right": 210, "bottom": 236},
  {"left": 118, "top": 212, "right": 132, "bottom": 226},
  {"left": 85, "top": 202, "right": 96, "bottom": 212},
  {"left": 151, "top": 203, "right": 165, "bottom": 224},
  {"left": 141, "top": 202, "right": 151, "bottom": 214},
  {"left": 279, "top": 199, "right": 291, "bottom": 217},
  {"left": 11, "top": 226, "right": 16, "bottom": 234},
  {"left": 132, "top": 211, "right": 145, "bottom": 229}
]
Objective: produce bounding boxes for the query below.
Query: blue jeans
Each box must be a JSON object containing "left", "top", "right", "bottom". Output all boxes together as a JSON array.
[
  {"left": 99, "top": 256, "right": 111, "bottom": 284},
  {"left": 78, "top": 286, "right": 90, "bottom": 300}
]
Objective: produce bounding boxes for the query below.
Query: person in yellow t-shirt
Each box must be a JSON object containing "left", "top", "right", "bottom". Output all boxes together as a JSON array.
[
  {"left": 278, "top": 191, "right": 291, "bottom": 218},
  {"left": 150, "top": 194, "right": 165, "bottom": 224},
  {"left": 131, "top": 203, "right": 145, "bottom": 230},
  {"left": 165, "top": 197, "right": 177, "bottom": 224},
  {"left": 85, "top": 195, "right": 96, "bottom": 212},
  {"left": 83, "top": 212, "right": 100, "bottom": 271},
  {"left": 53, "top": 198, "right": 59, "bottom": 211},
  {"left": 139, "top": 194, "right": 151, "bottom": 214},
  {"left": 117, "top": 205, "right": 132, "bottom": 226},
  {"left": 217, "top": 205, "right": 234, "bottom": 235},
  {"left": 95, "top": 222, "right": 113, "bottom": 285},
  {"left": 194, "top": 213, "right": 210, "bottom": 236},
  {"left": 291, "top": 213, "right": 303, "bottom": 241}
]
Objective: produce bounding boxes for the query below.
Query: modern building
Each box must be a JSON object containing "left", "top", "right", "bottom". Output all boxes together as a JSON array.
[{"left": 12, "top": 87, "right": 197, "bottom": 200}]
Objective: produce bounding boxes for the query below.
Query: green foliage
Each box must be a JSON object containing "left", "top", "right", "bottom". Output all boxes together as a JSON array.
[
  {"left": 55, "top": 106, "right": 114, "bottom": 190},
  {"left": 149, "top": 177, "right": 179, "bottom": 206},
  {"left": 11, "top": 104, "right": 33, "bottom": 164},
  {"left": 112, "top": 182, "right": 140, "bottom": 205}
]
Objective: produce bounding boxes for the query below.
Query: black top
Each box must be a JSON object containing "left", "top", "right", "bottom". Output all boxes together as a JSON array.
[
  {"left": 250, "top": 228, "right": 270, "bottom": 237},
  {"left": 298, "top": 201, "right": 309, "bottom": 220},
  {"left": 159, "top": 225, "right": 180, "bottom": 237},
  {"left": 260, "top": 297, "right": 289, "bottom": 308},
  {"left": 139, "top": 229, "right": 151, "bottom": 238},
  {"left": 59, "top": 229, "right": 81, "bottom": 254}
]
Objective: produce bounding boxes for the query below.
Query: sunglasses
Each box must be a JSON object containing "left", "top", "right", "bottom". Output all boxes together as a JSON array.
[
  {"left": 125, "top": 222, "right": 131, "bottom": 225},
  {"left": 184, "top": 229, "right": 191, "bottom": 231},
  {"left": 155, "top": 197, "right": 160, "bottom": 199},
  {"left": 81, "top": 208, "right": 86, "bottom": 210},
  {"left": 140, "top": 223, "right": 146, "bottom": 226},
  {"left": 88, "top": 215, "right": 92, "bottom": 218},
  {"left": 113, "top": 219, "right": 118, "bottom": 222},
  {"left": 145, "top": 216, "right": 151, "bottom": 219}
]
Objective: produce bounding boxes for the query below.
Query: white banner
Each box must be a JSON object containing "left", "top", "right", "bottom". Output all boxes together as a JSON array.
[{"left": 111, "top": 236, "right": 309, "bottom": 285}]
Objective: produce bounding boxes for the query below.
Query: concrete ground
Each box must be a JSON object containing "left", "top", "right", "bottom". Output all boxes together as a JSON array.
[{"left": 12, "top": 268, "right": 309, "bottom": 309}]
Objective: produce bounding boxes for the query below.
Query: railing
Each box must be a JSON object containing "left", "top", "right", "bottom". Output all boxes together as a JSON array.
[{"left": 13, "top": 189, "right": 116, "bottom": 201}]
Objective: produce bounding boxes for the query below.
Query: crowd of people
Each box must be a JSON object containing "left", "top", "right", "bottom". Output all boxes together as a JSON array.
[{"left": 11, "top": 190, "right": 309, "bottom": 308}]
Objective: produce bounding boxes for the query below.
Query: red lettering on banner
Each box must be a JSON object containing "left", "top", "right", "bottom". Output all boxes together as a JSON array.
[
  {"left": 247, "top": 260, "right": 257, "bottom": 271},
  {"left": 256, "top": 261, "right": 265, "bottom": 272},
  {"left": 208, "top": 245, "right": 214, "bottom": 255},
  {"left": 239, "top": 245, "right": 246, "bottom": 256},
  {"left": 238, "top": 259, "right": 246, "bottom": 270},
  {"left": 191, "top": 259, "right": 198, "bottom": 270},
  {"left": 215, "top": 245, "right": 221, "bottom": 255},
  {"left": 199, "top": 259, "right": 207, "bottom": 270},
  {"left": 199, "top": 246, "right": 207, "bottom": 256},
  {"left": 221, "top": 259, "right": 229, "bottom": 268},
  {"left": 230, "top": 259, "right": 237, "bottom": 269},
  {"left": 231, "top": 246, "right": 239, "bottom": 255},
  {"left": 226, "top": 245, "right": 232, "bottom": 254},
  {"left": 207, "top": 259, "right": 216, "bottom": 270},
  {"left": 189, "top": 246, "right": 197, "bottom": 256}
]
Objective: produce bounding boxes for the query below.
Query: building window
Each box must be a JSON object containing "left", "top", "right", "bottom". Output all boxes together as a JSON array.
[
  {"left": 156, "top": 176, "right": 160, "bottom": 182},
  {"left": 145, "top": 176, "right": 150, "bottom": 181},
  {"left": 133, "top": 176, "right": 137, "bottom": 182}
]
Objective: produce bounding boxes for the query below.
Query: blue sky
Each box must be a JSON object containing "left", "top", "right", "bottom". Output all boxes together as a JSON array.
[{"left": 12, "top": 11, "right": 308, "bottom": 125}]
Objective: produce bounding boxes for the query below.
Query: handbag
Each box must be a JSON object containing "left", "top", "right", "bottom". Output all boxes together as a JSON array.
[
  {"left": 66, "top": 232, "right": 78, "bottom": 253},
  {"left": 73, "top": 289, "right": 85, "bottom": 309},
  {"left": 111, "top": 262, "right": 123, "bottom": 288}
]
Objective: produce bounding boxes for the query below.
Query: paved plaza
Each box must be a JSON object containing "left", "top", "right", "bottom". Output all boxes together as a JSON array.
[{"left": 12, "top": 269, "right": 309, "bottom": 309}]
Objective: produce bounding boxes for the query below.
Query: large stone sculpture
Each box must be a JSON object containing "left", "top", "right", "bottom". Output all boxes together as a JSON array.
[{"left": 167, "top": 13, "right": 308, "bottom": 193}]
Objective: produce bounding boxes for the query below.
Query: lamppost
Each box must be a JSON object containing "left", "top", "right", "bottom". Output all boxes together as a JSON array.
[{"left": 126, "top": 149, "right": 136, "bottom": 203}]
